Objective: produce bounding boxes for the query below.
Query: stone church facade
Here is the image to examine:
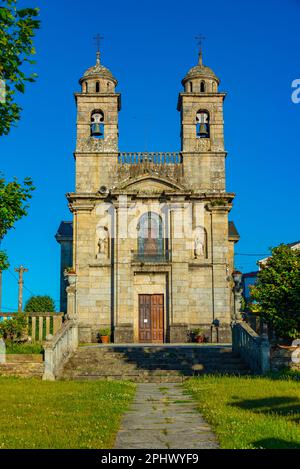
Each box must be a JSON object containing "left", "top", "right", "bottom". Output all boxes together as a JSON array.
[{"left": 56, "top": 48, "right": 239, "bottom": 344}]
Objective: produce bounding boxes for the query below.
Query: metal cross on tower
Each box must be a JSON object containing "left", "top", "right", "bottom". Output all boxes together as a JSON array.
[
  {"left": 93, "top": 33, "right": 104, "bottom": 63},
  {"left": 195, "top": 34, "right": 205, "bottom": 65},
  {"left": 93, "top": 33, "right": 104, "bottom": 52}
]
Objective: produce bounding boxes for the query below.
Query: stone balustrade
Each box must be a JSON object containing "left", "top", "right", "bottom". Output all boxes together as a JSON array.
[
  {"left": 117, "top": 152, "right": 184, "bottom": 184},
  {"left": 0, "top": 312, "right": 63, "bottom": 342},
  {"left": 231, "top": 320, "right": 270, "bottom": 374},
  {"left": 43, "top": 319, "right": 78, "bottom": 381},
  {"left": 118, "top": 152, "right": 182, "bottom": 165}
]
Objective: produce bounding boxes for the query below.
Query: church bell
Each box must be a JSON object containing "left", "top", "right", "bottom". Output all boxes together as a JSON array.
[
  {"left": 91, "top": 123, "right": 103, "bottom": 137},
  {"left": 199, "top": 123, "right": 208, "bottom": 136}
]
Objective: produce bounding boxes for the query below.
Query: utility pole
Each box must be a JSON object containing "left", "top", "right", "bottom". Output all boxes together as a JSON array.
[{"left": 14, "top": 266, "right": 28, "bottom": 312}]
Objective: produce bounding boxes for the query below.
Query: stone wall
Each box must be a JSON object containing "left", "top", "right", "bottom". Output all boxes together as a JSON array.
[
  {"left": 0, "top": 354, "right": 44, "bottom": 378},
  {"left": 270, "top": 346, "right": 300, "bottom": 372}
]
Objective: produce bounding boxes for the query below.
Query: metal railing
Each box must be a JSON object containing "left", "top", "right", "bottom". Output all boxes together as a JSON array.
[
  {"left": 132, "top": 250, "right": 171, "bottom": 263},
  {"left": 231, "top": 320, "right": 270, "bottom": 374},
  {"left": 118, "top": 152, "right": 182, "bottom": 164}
]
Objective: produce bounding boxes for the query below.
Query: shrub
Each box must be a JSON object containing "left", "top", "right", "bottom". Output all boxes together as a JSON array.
[
  {"left": 5, "top": 342, "right": 43, "bottom": 354},
  {"left": 0, "top": 313, "right": 28, "bottom": 342},
  {"left": 24, "top": 295, "right": 55, "bottom": 313},
  {"left": 99, "top": 328, "right": 111, "bottom": 337}
]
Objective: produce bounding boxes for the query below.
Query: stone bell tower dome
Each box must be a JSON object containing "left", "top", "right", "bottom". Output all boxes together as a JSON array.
[
  {"left": 79, "top": 51, "right": 118, "bottom": 94},
  {"left": 181, "top": 49, "right": 220, "bottom": 94}
]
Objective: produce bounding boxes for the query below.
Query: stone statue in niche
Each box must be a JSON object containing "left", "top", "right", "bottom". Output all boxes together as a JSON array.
[
  {"left": 96, "top": 226, "right": 109, "bottom": 259},
  {"left": 194, "top": 226, "right": 205, "bottom": 259}
]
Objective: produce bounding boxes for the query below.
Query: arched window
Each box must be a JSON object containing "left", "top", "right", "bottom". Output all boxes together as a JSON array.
[
  {"left": 137, "top": 212, "right": 163, "bottom": 259},
  {"left": 90, "top": 109, "right": 104, "bottom": 138},
  {"left": 189, "top": 82, "right": 193, "bottom": 93},
  {"left": 107, "top": 82, "right": 110, "bottom": 91},
  {"left": 196, "top": 110, "right": 210, "bottom": 138},
  {"left": 96, "top": 81, "right": 100, "bottom": 93},
  {"left": 200, "top": 81, "right": 205, "bottom": 92},
  {"left": 85, "top": 82, "right": 88, "bottom": 93}
]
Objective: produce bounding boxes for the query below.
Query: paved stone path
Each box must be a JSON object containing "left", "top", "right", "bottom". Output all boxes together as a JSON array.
[{"left": 114, "top": 383, "right": 219, "bottom": 449}]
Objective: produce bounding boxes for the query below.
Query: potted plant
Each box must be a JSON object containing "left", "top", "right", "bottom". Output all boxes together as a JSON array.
[
  {"left": 191, "top": 328, "right": 206, "bottom": 343},
  {"left": 98, "top": 328, "right": 111, "bottom": 344}
]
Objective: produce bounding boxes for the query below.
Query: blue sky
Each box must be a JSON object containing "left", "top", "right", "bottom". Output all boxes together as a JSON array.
[{"left": 1, "top": 0, "right": 300, "bottom": 311}]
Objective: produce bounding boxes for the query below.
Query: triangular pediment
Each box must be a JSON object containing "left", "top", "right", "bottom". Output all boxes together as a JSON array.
[{"left": 116, "top": 174, "right": 186, "bottom": 192}]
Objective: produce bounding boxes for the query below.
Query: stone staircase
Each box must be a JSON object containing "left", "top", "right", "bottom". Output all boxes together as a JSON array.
[{"left": 59, "top": 345, "right": 251, "bottom": 382}]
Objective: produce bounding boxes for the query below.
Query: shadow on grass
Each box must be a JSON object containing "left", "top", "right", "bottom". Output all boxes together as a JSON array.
[
  {"left": 267, "top": 370, "right": 300, "bottom": 381},
  {"left": 230, "top": 396, "right": 300, "bottom": 423},
  {"left": 252, "top": 438, "right": 300, "bottom": 449}
]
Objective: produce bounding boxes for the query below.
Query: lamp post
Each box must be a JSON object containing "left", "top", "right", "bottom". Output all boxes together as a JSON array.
[{"left": 232, "top": 270, "right": 243, "bottom": 321}]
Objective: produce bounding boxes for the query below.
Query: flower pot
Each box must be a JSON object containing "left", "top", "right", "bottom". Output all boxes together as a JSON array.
[
  {"left": 101, "top": 335, "right": 110, "bottom": 344},
  {"left": 67, "top": 274, "right": 76, "bottom": 286},
  {"left": 195, "top": 334, "right": 205, "bottom": 344},
  {"left": 63, "top": 270, "right": 76, "bottom": 286}
]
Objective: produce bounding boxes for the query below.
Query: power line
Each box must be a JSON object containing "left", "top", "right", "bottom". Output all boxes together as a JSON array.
[
  {"left": 7, "top": 268, "right": 38, "bottom": 297},
  {"left": 235, "top": 253, "right": 268, "bottom": 257},
  {"left": 23, "top": 283, "right": 36, "bottom": 297},
  {"left": 7, "top": 268, "right": 19, "bottom": 282}
]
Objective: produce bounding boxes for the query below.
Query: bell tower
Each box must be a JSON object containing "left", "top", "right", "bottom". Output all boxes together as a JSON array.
[
  {"left": 177, "top": 46, "right": 227, "bottom": 192},
  {"left": 74, "top": 50, "right": 121, "bottom": 193}
]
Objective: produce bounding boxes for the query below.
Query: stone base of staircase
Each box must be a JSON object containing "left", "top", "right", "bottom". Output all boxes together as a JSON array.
[
  {"left": 0, "top": 356, "right": 44, "bottom": 378},
  {"left": 59, "top": 345, "right": 251, "bottom": 382}
]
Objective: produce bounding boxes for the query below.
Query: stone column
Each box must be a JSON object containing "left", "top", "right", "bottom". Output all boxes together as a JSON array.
[
  {"left": 66, "top": 284, "right": 77, "bottom": 320},
  {"left": 233, "top": 287, "right": 243, "bottom": 321},
  {"left": 260, "top": 333, "right": 270, "bottom": 374},
  {"left": 43, "top": 339, "right": 55, "bottom": 381}
]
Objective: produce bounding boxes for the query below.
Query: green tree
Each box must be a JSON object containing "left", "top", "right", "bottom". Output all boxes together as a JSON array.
[
  {"left": 0, "top": 173, "right": 35, "bottom": 270},
  {"left": 0, "top": 0, "right": 40, "bottom": 135},
  {"left": 0, "top": 250, "right": 9, "bottom": 270},
  {"left": 250, "top": 244, "right": 300, "bottom": 341},
  {"left": 24, "top": 295, "right": 55, "bottom": 313}
]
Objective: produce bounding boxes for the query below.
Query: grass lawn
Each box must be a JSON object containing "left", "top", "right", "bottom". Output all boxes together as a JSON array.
[
  {"left": 184, "top": 373, "right": 300, "bottom": 449},
  {"left": 0, "top": 377, "right": 135, "bottom": 449}
]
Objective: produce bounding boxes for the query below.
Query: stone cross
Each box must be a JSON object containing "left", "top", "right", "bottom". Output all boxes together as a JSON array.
[{"left": 14, "top": 265, "right": 28, "bottom": 312}]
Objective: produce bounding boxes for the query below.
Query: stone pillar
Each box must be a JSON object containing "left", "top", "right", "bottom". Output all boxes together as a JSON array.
[
  {"left": 260, "top": 333, "right": 270, "bottom": 374},
  {"left": 43, "top": 338, "right": 55, "bottom": 381},
  {"left": 233, "top": 288, "right": 243, "bottom": 321},
  {"left": 169, "top": 324, "right": 188, "bottom": 343},
  {"left": 72, "top": 321, "right": 79, "bottom": 351},
  {"left": 66, "top": 284, "right": 77, "bottom": 320}
]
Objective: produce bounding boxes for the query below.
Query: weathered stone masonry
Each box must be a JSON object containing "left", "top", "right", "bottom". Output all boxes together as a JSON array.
[{"left": 56, "top": 48, "right": 239, "bottom": 343}]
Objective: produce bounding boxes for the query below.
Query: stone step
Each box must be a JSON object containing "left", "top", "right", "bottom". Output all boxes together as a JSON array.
[
  {"left": 63, "top": 361, "right": 249, "bottom": 372},
  {"left": 62, "top": 369, "right": 251, "bottom": 382},
  {"left": 71, "top": 351, "right": 241, "bottom": 358},
  {"left": 77, "top": 348, "right": 235, "bottom": 356},
  {"left": 70, "top": 355, "right": 241, "bottom": 363},
  {"left": 59, "top": 345, "right": 251, "bottom": 381}
]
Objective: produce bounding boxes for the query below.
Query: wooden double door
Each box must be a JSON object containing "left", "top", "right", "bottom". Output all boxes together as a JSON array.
[{"left": 138, "top": 294, "right": 164, "bottom": 343}]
